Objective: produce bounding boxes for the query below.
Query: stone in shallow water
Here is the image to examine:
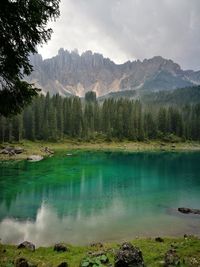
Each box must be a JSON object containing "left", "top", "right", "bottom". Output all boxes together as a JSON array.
[
  {"left": 27, "top": 155, "right": 43, "bottom": 162},
  {"left": 178, "top": 207, "right": 200, "bottom": 215},
  {"left": 114, "top": 242, "right": 144, "bottom": 267}
]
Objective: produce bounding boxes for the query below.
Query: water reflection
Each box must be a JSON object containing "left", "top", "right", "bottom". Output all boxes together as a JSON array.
[
  {"left": 1, "top": 201, "right": 200, "bottom": 246},
  {"left": 0, "top": 152, "right": 200, "bottom": 245}
]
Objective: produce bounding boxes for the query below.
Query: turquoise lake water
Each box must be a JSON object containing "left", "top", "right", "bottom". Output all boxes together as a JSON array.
[{"left": 0, "top": 151, "right": 200, "bottom": 246}]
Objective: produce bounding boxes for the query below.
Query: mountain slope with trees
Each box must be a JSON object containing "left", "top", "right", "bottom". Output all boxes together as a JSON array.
[{"left": 1, "top": 93, "right": 200, "bottom": 143}]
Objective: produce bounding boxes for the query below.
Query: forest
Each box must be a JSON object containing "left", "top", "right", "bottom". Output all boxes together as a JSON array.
[{"left": 0, "top": 91, "right": 200, "bottom": 143}]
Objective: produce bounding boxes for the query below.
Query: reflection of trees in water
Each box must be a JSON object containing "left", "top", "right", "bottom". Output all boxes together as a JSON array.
[{"left": 0, "top": 152, "right": 200, "bottom": 220}]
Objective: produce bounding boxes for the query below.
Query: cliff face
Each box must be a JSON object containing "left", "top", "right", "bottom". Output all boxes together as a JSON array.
[{"left": 27, "top": 49, "right": 200, "bottom": 96}]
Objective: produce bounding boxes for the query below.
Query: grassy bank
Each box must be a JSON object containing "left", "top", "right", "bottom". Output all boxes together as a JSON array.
[
  {"left": 0, "top": 237, "right": 200, "bottom": 267},
  {"left": 1, "top": 140, "right": 200, "bottom": 161}
]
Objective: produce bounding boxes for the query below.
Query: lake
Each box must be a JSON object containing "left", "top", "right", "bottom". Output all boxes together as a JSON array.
[{"left": 0, "top": 151, "right": 200, "bottom": 246}]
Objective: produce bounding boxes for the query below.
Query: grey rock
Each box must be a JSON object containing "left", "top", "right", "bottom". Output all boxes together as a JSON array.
[
  {"left": 57, "top": 262, "right": 68, "bottom": 267},
  {"left": 17, "top": 241, "right": 35, "bottom": 251},
  {"left": 27, "top": 155, "right": 43, "bottom": 162},
  {"left": 178, "top": 207, "right": 200, "bottom": 215},
  {"left": 14, "top": 147, "right": 24, "bottom": 154},
  {"left": 27, "top": 50, "right": 200, "bottom": 97},
  {"left": 15, "top": 258, "right": 29, "bottom": 267},
  {"left": 115, "top": 242, "right": 144, "bottom": 267},
  {"left": 0, "top": 149, "right": 10, "bottom": 154},
  {"left": 90, "top": 242, "right": 103, "bottom": 248},
  {"left": 164, "top": 249, "right": 180, "bottom": 266},
  {"left": 155, "top": 237, "right": 164, "bottom": 242},
  {"left": 54, "top": 243, "right": 68, "bottom": 252}
]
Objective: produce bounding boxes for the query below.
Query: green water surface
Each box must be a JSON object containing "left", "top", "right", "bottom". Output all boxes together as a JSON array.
[{"left": 0, "top": 151, "right": 200, "bottom": 246}]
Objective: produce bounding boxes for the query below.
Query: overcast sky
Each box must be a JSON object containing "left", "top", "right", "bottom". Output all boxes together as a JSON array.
[{"left": 38, "top": 0, "right": 200, "bottom": 70}]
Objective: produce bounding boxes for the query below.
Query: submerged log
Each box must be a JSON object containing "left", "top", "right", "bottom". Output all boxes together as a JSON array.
[{"left": 178, "top": 207, "right": 200, "bottom": 215}]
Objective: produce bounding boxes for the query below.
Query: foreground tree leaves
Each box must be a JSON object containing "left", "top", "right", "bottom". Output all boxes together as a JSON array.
[{"left": 0, "top": 0, "right": 60, "bottom": 116}]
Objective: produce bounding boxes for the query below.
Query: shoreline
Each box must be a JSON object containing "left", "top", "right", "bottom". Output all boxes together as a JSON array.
[
  {"left": 1, "top": 140, "right": 200, "bottom": 161},
  {"left": 1, "top": 236, "right": 200, "bottom": 266}
]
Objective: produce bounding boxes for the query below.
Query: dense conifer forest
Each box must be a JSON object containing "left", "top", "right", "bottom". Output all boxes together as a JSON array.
[{"left": 0, "top": 91, "right": 200, "bottom": 143}]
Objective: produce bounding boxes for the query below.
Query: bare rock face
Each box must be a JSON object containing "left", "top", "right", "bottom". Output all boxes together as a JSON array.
[
  {"left": 115, "top": 242, "right": 144, "bottom": 267},
  {"left": 17, "top": 241, "right": 35, "bottom": 251},
  {"left": 28, "top": 50, "right": 200, "bottom": 97}
]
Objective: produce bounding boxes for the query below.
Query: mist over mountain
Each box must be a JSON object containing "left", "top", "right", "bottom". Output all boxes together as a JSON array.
[{"left": 27, "top": 49, "right": 200, "bottom": 97}]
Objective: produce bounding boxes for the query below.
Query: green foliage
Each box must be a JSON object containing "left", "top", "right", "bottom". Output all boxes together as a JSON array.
[
  {"left": 0, "top": 0, "right": 60, "bottom": 116},
  {"left": 85, "top": 91, "right": 97, "bottom": 103},
  {"left": 1, "top": 237, "right": 200, "bottom": 267},
  {"left": 0, "top": 94, "right": 200, "bottom": 143},
  {"left": 80, "top": 255, "right": 108, "bottom": 267},
  {"left": 142, "top": 86, "right": 200, "bottom": 106}
]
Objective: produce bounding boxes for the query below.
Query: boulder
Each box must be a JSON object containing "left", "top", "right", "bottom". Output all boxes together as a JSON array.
[
  {"left": 27, "top": 155, "right": 43, "bottom": 162},
  {"left": 164, "top": 249, "right": 180, "bottom": 266},
  {"left": 57, "top": 262, "right": 68, "bottom": 267},
  {"left": 0, "top": 149, "right": 10, "bottom": 154},
  {"left": 15, "top": 258, "right": 29, "bottom": 267},
  {"left": 17, "top": 241, "right": 35, "bottom": 251},
  {"left": 42, "top": 147, "right": 54, "bottom": 154},
  {"left": 14, "top": 147, "right": 24, "bottom": 154},
  {"left": 178, "top": 207, "right": 200, "bottom": 215},
  {"left": 0, "top": 147, "right": 16, "bottom": 156},
  {"left": 89, "top": 251, "right": 105, "bottom": 257},
  {"left": 115, "top": 242, "right": 144, "bottom": 267},
  {"left": 54, "top": 243, "right": 68, "bottom": 252},
  {"left": 155, "top": 237, "right": 164, "bottom": 242},
  {"left": 4, "top": 146, "right": 14, "bottom": 152},
  {"left": 90, "top": 242, "right": 103, "bottom": 248}
]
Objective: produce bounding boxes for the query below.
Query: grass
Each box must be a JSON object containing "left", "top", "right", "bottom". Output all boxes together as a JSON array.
[
  {"left": 1, "top": 237, "right": 200, "bottom": 266},
  {"left": 1, "top": 139, "right": 200, "bottom": 161}
]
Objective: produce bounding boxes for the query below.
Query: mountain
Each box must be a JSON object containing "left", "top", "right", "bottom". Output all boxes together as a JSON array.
[{"left": 27, "top": 49, "right": 200, "bottom": 97}]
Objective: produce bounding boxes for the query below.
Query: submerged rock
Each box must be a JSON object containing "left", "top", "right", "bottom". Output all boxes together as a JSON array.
[
  {"left": 27, "top": 155, "right": 43, "bottom": 162},
  {"left": 178, "top": 207, "right": 200, "bottom": 215},
  {"left": 54, "top": 243, "right": 68, "bottom": 252},
  {"left": 115, "top": 242, "right": 144, "bottom": 267},
  {"left": 17, "top": 241, "right": 35, "bottom": 251},
  {"left": 164, "top": 249, "right": 180, "bottom": 266}
]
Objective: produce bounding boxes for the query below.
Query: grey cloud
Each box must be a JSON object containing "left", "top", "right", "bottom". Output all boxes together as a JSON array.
[{"left": 38, "top": 0, "right": 200, "bottom": 70}]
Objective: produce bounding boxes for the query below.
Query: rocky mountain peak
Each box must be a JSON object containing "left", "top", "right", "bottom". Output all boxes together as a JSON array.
[{"left": 27, "top": 49, "right": 200, "bottom": 97}]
